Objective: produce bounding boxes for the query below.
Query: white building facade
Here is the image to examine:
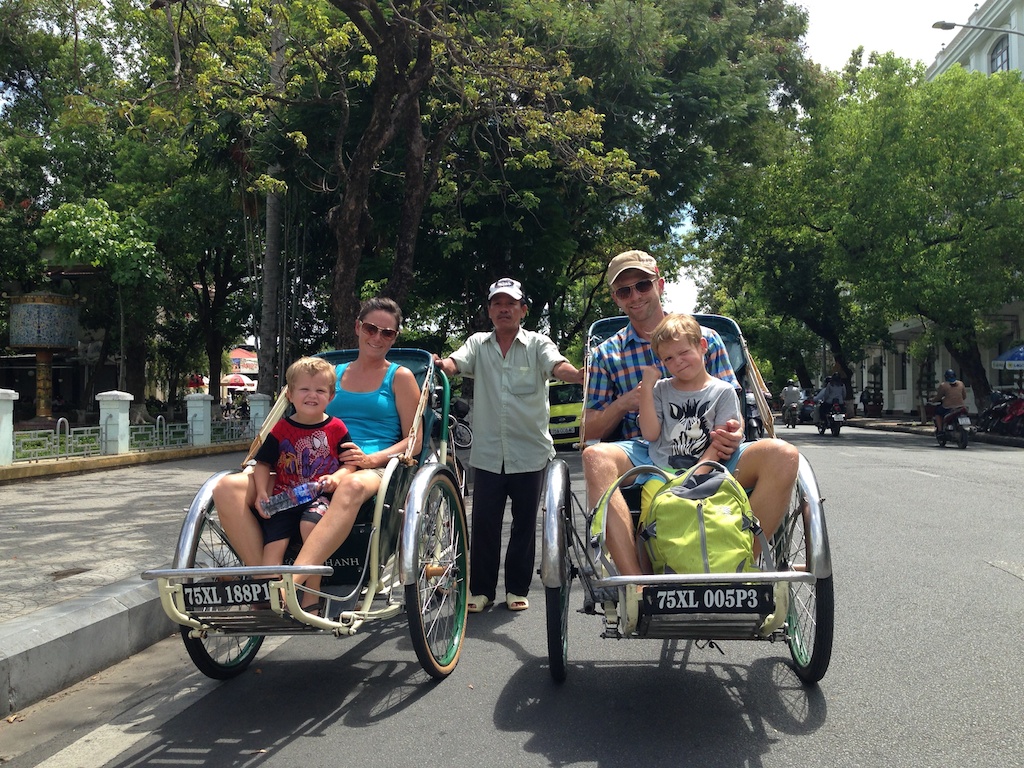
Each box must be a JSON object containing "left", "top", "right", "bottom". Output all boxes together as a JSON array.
[{"left": 927, "top": 0, "right": 1024, "bottom": 78}]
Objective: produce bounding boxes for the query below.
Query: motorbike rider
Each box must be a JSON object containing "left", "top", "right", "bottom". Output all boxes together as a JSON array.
[
  {"left": 814, "top": 373, "right": 846, "bottom": 423},
  {"left": 781, "top": 379, "right": 803, "bottom": 426},
  {"left": 932, "top": 369, "right": 967, "bottom": 433}
]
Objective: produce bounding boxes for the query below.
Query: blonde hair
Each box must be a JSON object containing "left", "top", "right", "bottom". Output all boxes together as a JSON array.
[
  {"left": 650, "top": 313, "right": 702, "bottom": 358},
  {"left": 285, "top": 356, "right": 337, "bottom": 390}
]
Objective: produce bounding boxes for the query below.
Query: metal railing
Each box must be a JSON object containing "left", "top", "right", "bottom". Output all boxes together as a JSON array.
[
  {"left": 129, "top": 415, "right": 194, "bottom": 451},
  {"left": 13, "top": 418, "right": 103, "bottom": 462},
  {"left": 211, "top": 418, "right": 255, "bottom": 444},
  {"left": 12, "top": 417, "right": 251, "bottom": 463}
]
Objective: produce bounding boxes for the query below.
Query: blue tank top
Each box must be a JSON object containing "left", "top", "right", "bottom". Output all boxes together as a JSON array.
[{"left": 326, "top": 362, "right": 402, "bottom": 454}]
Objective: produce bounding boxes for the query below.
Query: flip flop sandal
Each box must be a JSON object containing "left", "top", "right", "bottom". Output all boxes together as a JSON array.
[
  {"left": 467, "top": 595, "right": 493, "bottom": 613},
  {"left": 505, "top": 593, "right": 529, "bottom": 611}
]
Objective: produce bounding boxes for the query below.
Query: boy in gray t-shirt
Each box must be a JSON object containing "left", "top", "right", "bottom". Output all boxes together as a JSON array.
[{"left": 638, "top": 314, "right": 742, "bottom": 472}]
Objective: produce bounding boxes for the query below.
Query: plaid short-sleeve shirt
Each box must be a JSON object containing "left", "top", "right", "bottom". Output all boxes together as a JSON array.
[{"left": 586, "top": 321, "right": 739, "bottom": 440}]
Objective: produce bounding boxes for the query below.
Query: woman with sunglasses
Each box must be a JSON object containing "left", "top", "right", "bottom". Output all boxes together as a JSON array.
[{"left": 212, "top": 297, "right": 421, "bottom": 611}]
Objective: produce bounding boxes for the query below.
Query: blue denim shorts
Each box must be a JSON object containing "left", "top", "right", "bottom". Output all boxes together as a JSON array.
[{"left": 612, "top": 439, "right": 749, "bottom": 485}]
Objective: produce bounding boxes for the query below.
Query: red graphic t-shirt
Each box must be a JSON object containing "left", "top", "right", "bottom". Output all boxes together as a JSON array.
[{"left": 254, "top": 415, "right": 350, "bottom": 494}]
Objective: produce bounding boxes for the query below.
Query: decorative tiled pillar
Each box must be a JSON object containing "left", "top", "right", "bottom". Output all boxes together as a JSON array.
[
  {"left": 186, "top": 393, "right": 213, "bottom": 446},
  {"left": 96, "top": 391, "right": 133, "bottom": 454},
  {"left": 8, "top": 292, "right": 79, "bottom": 421},
  {"left": 0, "top": 389, "right": 19, "bottom": 466}
]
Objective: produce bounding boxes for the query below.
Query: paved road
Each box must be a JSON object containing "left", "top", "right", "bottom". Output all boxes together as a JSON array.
[{"left": 3, "top": 427, "right": 1023, "bottom": 767}]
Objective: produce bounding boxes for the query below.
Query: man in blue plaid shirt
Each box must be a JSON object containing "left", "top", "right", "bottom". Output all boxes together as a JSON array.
[{"left": 582, "top": 249, "right": 800, "bottom": 577}]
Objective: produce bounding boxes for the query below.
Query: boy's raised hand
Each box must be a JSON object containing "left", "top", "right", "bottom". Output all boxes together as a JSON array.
[{"left": 641, "top": 365, "right": 663, "bottom": 387}]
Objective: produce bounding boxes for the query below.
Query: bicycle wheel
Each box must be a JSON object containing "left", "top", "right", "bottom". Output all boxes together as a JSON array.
[
  {"left": 452, "top": 420, "right": 473, "bottom": 450},
  {"left": 404, "top": 470, "right": 468, "bottom": 679},
  {"left": 542, "top": 462, "right": 572, "bottom": 683},
  {"left": 775, "top": 488, "right": 833, "bottom": 685},
  {"left": 179, "top": 495, "right": 264, "bottom": 680}
]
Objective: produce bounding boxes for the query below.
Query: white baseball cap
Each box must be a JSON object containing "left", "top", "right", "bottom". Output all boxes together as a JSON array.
[{"left": 487, "top": 277, "right": 525, "bottom": 301}]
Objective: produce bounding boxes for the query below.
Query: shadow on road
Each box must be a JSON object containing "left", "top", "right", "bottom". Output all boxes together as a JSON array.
[{"left": 491, "top": 643, "right": 828, "bottom": 767}]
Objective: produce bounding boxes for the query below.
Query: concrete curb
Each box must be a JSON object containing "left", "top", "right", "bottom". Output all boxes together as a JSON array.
[{"left": 0, "top": 577, "right": 175, "bottom": 715}]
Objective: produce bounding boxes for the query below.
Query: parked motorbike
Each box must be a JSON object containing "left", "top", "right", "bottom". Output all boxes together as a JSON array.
[
  {"left": 932, "top": 404, "right": 972, "bottom": 449},
  {"left": 976, "top": 391, "right": 1024, "bottom": 437},
  {"left": 744, "top": 391, "right": 765, "bottom": 441},
  {"left": 816, "top": 398, "right": 845, "bottom": 436},
  {"left": 783, "top": 402, "right": 799, "bottom": 429},
  {"left": 449, "top": 397, "right": 473, "bottom": 449}
]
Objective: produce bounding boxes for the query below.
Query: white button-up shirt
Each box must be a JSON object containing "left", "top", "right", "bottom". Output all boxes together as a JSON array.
[{"left": 450, "top": 328, "right": 567, "bottom": 474}]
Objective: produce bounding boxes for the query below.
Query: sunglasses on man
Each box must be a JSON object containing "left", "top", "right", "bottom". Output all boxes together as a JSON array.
[
  {"left": 360, "top": 321, "right": 399, "bottom": 340},
  {"left": 613, "top": 278, "right": 656, "bottom": 301}
]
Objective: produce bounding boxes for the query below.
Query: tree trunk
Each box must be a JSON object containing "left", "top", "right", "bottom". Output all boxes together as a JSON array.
[
  {"left": 125, "top": 331, "right": 152, "bottom": 424},
  {"left": 259, "top": 172, "right": 283, "bottom": 393},
  {"left": 258, "top": 11, "right": 286, "bottom": 395},
  {"left": 385, "top": 98, "right": 438, "bottom": 306},
  {"left": 206, "top": 327, "right": 225, "bottom": 413},
  {"left": 327, "top": 1, "right": 436, "bottom": 346}
]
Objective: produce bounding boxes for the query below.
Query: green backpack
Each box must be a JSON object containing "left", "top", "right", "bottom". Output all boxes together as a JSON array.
[{"left": 638, "top": 461, "right": 768, "bottom": 575}]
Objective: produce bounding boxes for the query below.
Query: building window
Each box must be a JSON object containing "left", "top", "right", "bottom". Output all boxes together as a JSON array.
[{"left": 991, "top": 35, "right": 1010, "bottom": 73}]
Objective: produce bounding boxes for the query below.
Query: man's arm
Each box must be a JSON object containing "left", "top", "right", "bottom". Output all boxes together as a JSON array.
[
  {"left": 583, "top": 398, "right": 635, "bottom": 442},
  {"left": 434, "top": 335, "right": 477, "bottom": 379},
  {"left": 551, "top": 360, "right": 584, "bottom": 384},
  {"left": 433, "top": 355, "right": 458, "bottom": 377},
  {"left": 582, "top": 349, "right": 630, "bottom": 441}
]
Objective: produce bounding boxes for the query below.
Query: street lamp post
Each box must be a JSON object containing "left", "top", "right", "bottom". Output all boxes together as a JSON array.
[{"left": 932, "top": 20, "right": 1024, "bottom": 38}]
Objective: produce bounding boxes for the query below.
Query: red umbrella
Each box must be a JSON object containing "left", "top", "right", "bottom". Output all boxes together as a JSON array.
[{"left": 220, "top": 373, "right": 255, "bottom": 388}]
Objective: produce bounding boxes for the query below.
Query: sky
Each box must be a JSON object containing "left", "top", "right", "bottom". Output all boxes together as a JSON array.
[
  {"left": 661, "top": 0, "right": 982, "bottom": 313},
  {"left": 797, "top": 0, "right": 981, "bottom": 72}
]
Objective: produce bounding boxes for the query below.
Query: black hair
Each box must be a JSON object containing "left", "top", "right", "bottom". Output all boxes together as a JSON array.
[{"left": 358, "top": 296, "right": 403, "bottom": 327}]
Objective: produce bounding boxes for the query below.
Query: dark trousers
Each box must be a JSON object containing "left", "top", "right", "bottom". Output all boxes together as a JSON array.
[{"left": 469, "top": 466, "right": 545, "bottom": 601}]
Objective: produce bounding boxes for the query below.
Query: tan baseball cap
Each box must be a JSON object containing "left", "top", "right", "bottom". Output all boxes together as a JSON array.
[{"left": 606, "top": 249, "right": 659, "bottom": 286}]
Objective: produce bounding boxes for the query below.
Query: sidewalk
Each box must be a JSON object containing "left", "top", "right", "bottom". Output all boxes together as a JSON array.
[
  {"left": 1, "top": 420, "right": 1020, "bottom": 715},
  {"left": 836, "top": 414, "right": 1024, "bottom": 447},
  {"left": 0, "top": 444, "right": 247, "bottom": 716}
]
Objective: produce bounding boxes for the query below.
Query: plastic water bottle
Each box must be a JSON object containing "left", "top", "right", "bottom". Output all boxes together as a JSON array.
[{"left": 261, "top": 481, "right": 322, "bottom": 516}]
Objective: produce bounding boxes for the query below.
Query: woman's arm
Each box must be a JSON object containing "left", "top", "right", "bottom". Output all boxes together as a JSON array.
[{"left": 391, "top": 366, "right": 424, "bottom": 458}]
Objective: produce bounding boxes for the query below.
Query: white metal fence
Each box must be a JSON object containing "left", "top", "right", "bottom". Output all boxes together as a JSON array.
[{"left": 11, "top": 417, "right": 253, "bottom": 463}]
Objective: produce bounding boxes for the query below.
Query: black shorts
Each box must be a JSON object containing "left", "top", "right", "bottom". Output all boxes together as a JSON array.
[{"left": 251, "top": 499, "right": 329, "bottom": 544}]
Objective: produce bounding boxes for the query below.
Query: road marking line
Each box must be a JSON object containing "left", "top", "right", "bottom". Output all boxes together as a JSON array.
[{"left": 989, "top": 561, "right": 1024, "bottom": 581}]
